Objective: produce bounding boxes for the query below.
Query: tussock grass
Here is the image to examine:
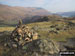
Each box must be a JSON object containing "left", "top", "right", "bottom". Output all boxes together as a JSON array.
[
  {"left": 0, "top": 20, "right": 75, "bottom": 41},
  {"left": 27, "top": 20, "right": 75, "bottom": 41},
  {"left": 0, "top": 27, "right": 15, "bottom": 32}
]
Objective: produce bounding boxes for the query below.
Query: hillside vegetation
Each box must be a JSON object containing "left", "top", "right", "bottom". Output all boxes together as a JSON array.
[
  {"left": 0, "top": 4, "right": 50, "bottom": 25},
  {"left": 0, "top": 20, "right": 75, "bottom": 41},
  {"left": 0, "top": 19, "right": 75, "bottom": 56}
]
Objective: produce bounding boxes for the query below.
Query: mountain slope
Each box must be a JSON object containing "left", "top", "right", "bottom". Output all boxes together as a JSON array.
[{"left": 0, "top": 4, "right": 51, "bottom": 21}]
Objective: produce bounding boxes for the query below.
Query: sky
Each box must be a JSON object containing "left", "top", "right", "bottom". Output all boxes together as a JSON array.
[{"left": 0, "top": 0, "right": 75, "bottom": 13}]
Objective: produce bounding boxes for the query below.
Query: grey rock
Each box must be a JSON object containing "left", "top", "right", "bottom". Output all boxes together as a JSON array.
[
  {"left": 23, "top": 39, "right": 59, "bottom": 55},
  {"left": 12, "top": 44, "right": 17, "bottom": 48}
]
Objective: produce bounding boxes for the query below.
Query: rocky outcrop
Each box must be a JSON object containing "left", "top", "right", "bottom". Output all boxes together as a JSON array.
[
  {"left": 5, "top": 38, "right": 59, "bottom": 56},
  {"left": 22, "top": 39, "right": 59, "bottom": 55},
  {"left": 3, "top": 20, "right": 60, "bottom": 56}
]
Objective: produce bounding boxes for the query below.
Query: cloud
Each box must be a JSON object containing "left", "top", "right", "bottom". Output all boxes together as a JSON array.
[
  {"left": 29, "top": 0, "right": 45, "bottom": 7},
  {"left": 44, "top": 0, "right": 75, "bottom": 12},
  {"left": 36, "top": 0, "right": 45, "bottom": 4}
]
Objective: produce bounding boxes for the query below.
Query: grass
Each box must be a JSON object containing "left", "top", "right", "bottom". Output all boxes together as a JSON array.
[
  {"left": 49, "top": 30, "right": 75, "bottom": 41},
  {"left": 27, "top": 20, "right": 75, "bottom": 41},
  {"left": 0, "top": 20, "right": 75, "bottom": 42},
  {"left": 0, "top": 27, "right": 15, "bottom": 32},
  {"left": 0, "top": 20, "right": 75, "bottom": 56}
]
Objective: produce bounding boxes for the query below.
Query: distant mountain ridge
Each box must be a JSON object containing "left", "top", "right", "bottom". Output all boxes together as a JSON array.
[
  {"left": 0, "top": 4, "right": 75, "bottom": 26},
  {"left": 57, "top": 11, "right": 75, "bottom": 17}
]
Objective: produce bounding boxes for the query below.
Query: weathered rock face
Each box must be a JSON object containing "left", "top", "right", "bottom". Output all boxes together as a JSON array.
[
  {"left": 22, "top": 39, "right": 59, "bottom": 55},
  {"left": 64, "top": 38, "right": 75, "bottom": 51},
  {"left": 66, "top": 38, "right": 75, "bottom": 47},
  {"left": 58, "top": 38, "right": 75, "bottom": 51}
]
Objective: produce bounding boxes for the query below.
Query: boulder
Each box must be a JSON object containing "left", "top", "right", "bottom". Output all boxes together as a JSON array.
[{"left": 22, "top": 39, "right": 59, "bottom": 55}]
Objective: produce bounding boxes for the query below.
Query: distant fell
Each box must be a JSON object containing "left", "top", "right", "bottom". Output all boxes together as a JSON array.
[
  {"left": 0, "top": 4, "right": 51, "bottom": 21},
  {"left": 57, "top": 11, "right": 75, "bottom": 17}
]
